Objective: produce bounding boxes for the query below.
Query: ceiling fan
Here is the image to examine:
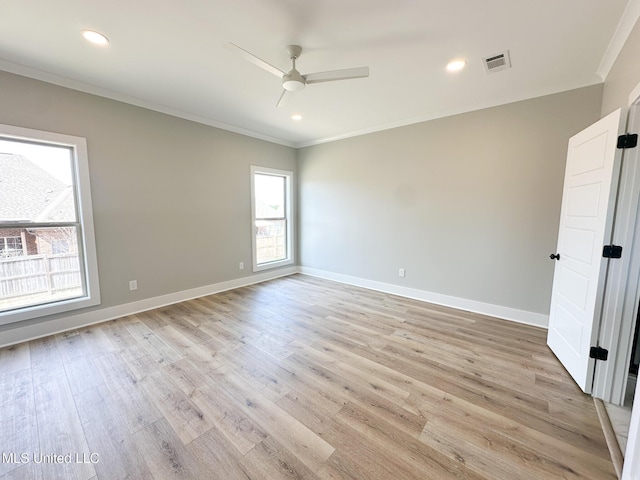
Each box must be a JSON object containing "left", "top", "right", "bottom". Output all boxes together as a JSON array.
[{"left": 226, "top": 43, "right": 369, "bottom": 107}]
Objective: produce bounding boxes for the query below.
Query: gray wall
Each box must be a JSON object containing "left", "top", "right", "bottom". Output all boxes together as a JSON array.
[
  {"left": 602, "top": 17, "right": 640, "bottom": 115},
  {"left": 298, "top": 85, "right": 604, "bottom": 317},
  {"left": 0, "top": 70, "right": 296, "bottom": 337}
]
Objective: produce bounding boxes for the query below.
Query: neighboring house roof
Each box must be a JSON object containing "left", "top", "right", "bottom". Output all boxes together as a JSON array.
[{"left": 0, "top": 153, "right": 75, "bottom": 223}]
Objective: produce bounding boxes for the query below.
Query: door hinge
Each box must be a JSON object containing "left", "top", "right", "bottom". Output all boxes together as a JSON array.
[
  {"left": 617, "top": 133, "right": 638, "bottom": 149},
  {"left": 590, "top": 346, "right": 609, "bottom": 361},
  {"left": 603, "top": 245, "right": 623, "bottom": 258}
]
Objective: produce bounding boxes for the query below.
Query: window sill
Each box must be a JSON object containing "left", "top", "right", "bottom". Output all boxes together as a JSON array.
[
  {"left": 0, "top": 294, "right": 100, "bottom": 326},
  {"left": 253, "top": 257, "right": 294, "bottom": 273}
]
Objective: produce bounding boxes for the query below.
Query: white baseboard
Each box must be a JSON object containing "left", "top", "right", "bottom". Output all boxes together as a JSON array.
[
  {"left": 299, "top": 267, "right": 549, "bottom": 329},
  {"left": 0, "top": 267, "right": 298, "bottom": 348}
]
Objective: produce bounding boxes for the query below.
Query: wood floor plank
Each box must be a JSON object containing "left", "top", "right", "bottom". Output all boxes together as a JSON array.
[
  {"left": 319, "top": 418, "right": 448, "bottom": 480},
  {"left": 241, "top": 435, "right": 319, "bottom": 480},
  {"left": 208, "top": 368, "right": 336, "bottom": 472},
  {"left": 0, "top": 370, "right": 39, "bottom": 478},
  {"left": 156, "top": 324, "right": 223, "bottom": 373},
  {"left": 168, "top": 315, "right": 215, "bottom": 344},
  {"left": 140, "top": 369, "right": 216, "bottom": 444},
  {"left": 119, "top": 350, "right": 162, "bottom": 381},
  {"left": 131, "top": 419, "right": 199, "bottom": 480},
  {"left": 332, "top": 401, "right": 487, "bottom": 480},
  {"left": 33, "top": 374, "right": 96, "bottom": 480},
  {"left": 417, "top": 391, "right": 617, "bottom": 479},
  {"left": 163, "top": 358, "right": 268, "bottom": 455},
  {"left": 219, "top": 344, "right": 296, "bottom": 401},
  {"left": 92, "top": 352, "right": 163, "bottom": 434},
  {"left": 275, "top": 389, "right": 342, "bottom": 436},
  {"left": 290, "top": 340, "right": 411, "bottom": 406},
  {"left": 186, "top": 425, "right": 254, "bottom": 480},
  {"left": 125, "top": 320, "right": 183, "bottom": 366},
  {"left": 55, "top": 330, "right": 92, "bottom": 361},
  {"left": 352, "top": 339, "right": 608, "bottom": 458},
  {"left": 62, "top": 354, "right": 104, "bottom": 396},
  {"left": 0, "top": 342, "right": 30, "bottom": 378},
  {"left": 79, "top": 324, "right": 118, "bottom": 356},
  {"left": 28, "top": 336, "right": 66, "bottom": 384},
  {"left": 100, "top": 319, "right": 144, "bottom": 353},
  {"left": 74, "top": 385, "right": 154, "bottom": 480},
  {"left": 0, "top": 463, "right": 43, "bottom": 480},
  {"left": 0, "top": 275, "right": 617, "bottom": 479}
]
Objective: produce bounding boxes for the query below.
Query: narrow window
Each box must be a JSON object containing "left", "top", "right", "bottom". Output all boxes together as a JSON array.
[
  {"left": 250, "top": 166, "right": 293, "bottom": 271},
  {"left": 0, "top": 124, "right": 100, "bottom": 324}
]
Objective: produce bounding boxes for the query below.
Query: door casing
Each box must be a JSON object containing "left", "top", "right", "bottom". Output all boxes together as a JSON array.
[{"left": 593, "top": 85, "right": 640, "bottom": 404}]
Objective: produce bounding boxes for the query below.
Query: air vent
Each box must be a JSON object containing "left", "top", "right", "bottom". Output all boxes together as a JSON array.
[{"left": 483, "top": 50, "right": 511, "bottom": 74}]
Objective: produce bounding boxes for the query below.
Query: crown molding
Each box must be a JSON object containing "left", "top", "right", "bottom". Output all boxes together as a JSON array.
[
  {"left": 597, "top": 0, "right": 640, "bottom": 80},
  {"left": 0, "top": 59, "right": 295, "bottom": 148}
]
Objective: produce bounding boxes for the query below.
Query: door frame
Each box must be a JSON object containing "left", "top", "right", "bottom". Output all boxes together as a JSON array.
[{"left": 593, "top": 83, "right": 640, "bottom": 404}]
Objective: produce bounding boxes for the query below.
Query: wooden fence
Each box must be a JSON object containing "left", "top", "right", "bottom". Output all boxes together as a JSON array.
[{"left": 0, "top": 253, "right": 82, "bottom": 300}]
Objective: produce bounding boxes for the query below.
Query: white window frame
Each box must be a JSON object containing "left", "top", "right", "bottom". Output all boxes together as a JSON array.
[
  {"left": 0, "top": 236, "right": 23, "bottom": 256},
  {"left": 0, "top": 124, "right": 100, "bottom": 325},
  {"left": 250, "top": 166, "right": 294, "bottom": 272}
]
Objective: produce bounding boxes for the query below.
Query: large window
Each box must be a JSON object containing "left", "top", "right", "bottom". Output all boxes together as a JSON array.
[
  {"left": 250, "top": 166, "right": 294, "bottom": 271},
  {"left": 0, "top": 124, "right": 100, "bottom": 324}
]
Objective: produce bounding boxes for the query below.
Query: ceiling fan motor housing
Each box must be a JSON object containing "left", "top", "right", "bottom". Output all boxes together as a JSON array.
[{"left": 283, "top": 69, "right": 306, "bottom": 91}]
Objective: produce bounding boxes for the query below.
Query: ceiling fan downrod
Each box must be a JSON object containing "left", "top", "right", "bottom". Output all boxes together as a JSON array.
[{"left": 283, "top": 45, "right": 305, "bottom": 91}]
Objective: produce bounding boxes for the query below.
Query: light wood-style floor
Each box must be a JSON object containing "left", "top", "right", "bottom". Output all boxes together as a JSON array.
[{"left": 0, "top": 274, "right": 616, "bottom": 479}]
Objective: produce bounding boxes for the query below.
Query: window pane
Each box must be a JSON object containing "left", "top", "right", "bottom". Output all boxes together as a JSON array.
[
  {"left": 0, "top": 226, "right": 83, "bottom": 313},
  {"left": 0, "top": 139, "right": 76, "bottom": 223},
  {"left": 256, "top": 219, "right": 286, "bottom": 264},
  {"left": 254, "top": 174, "right": 285, "bottom": 219},
  {"left": 6, "top": 237, "right": 22, "bottom": 252},
  {"left": 250, "top": 166, "right": 292, "bottom": 272},
  {"left": 0, "top": 237, "right": 24, "bottom": 257}
]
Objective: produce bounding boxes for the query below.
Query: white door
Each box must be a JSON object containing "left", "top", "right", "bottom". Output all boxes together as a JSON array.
[{"left": 547, "top": 108, "right": 625, "bottom": 393}]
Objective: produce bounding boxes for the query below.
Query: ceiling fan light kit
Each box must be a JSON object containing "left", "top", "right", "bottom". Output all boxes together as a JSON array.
[
  {"left": 283, "top": 70, "right": 306, "bottom": 91},
  {"left": 226, "top": 42, "right": 369, "bottom": 106}
]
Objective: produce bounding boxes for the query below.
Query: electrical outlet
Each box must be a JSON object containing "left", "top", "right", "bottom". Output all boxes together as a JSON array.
[
  {"left": 129, "top": 280, "right": 138, "bottom": 291},
  {"left": 399, "top": 268, "right": 405, "bottom": 278},
  {"left": 239, "top": 262, "right": 244, "bottom": 270}
]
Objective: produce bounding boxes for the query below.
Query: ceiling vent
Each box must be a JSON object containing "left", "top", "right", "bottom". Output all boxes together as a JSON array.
[{"left": 483, "top": 51, "right": 511, "bottom": 74}]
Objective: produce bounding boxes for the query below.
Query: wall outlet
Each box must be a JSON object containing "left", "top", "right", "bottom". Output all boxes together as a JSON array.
[
  {"left": 399, "top": 268, "right": 405, "bottom": 278},
  {"left": 239, "top": 262, "right": 244, "bottom": 270},
  {"left": 129, "top": 280, "right": 138, "bottom": 291}
]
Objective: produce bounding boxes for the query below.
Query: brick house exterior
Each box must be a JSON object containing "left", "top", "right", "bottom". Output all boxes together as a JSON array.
[{"left": 0, "top": 153, "right": 76, "bottom": 258}]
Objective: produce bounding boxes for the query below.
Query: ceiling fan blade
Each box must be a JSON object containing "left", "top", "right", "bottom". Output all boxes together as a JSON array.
[
  {"left": 276, "top": 89, "right": 294, "bottom": 108},
  {"left": 305, "top": 66, "right": 369, "bottom": 84},
  {"left": 225, "top": 42, "right": 285, "bottom": 78}
]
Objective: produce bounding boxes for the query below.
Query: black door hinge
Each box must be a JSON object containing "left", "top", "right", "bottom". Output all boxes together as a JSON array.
[
  {"left": 617, "top": 133, "right": 638, "bottom": 149},
  {"left": 603, "top": 245, "right": 623, "bottom": 258},
  {"left": 590, "top": 346, "right": 609, "bottom": 361}
]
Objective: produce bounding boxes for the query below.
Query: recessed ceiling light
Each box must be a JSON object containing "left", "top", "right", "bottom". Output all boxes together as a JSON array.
[
  {"left": 81, "top": 30, "right": 109, "bottom": 45},
  {"left": 291, "top": 114, "right": 302, "bottom": 121},
  {"left": 446, "top": 59, "right": 466, "bottom": 72}
]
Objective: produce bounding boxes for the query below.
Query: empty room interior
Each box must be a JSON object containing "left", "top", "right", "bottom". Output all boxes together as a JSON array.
[{"left": 3, "top": 1, "right": 640, "bottom": 479}]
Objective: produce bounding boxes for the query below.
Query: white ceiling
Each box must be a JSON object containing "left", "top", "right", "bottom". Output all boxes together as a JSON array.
[{"left": 0, "top": 0, "right": 634, "bottom": 147}]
